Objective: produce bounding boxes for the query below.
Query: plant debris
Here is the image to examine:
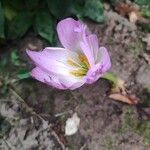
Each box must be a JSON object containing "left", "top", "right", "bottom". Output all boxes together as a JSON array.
[{"left": 65, "top": 113, "right": 80, "bottom": 136}]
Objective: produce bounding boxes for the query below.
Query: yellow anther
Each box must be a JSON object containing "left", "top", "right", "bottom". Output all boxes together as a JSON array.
[
  {"left": 70, "top": 69, "right": 87, "bottom": 77},
  {"left": 78, "top": 54, "right": 90, "bottom": 69},
  {"left": 67, "top": 54, "right": 90, "bottom": 77},
  {"left": 67, "top": 59, "right": 80, "bottom": 67}
]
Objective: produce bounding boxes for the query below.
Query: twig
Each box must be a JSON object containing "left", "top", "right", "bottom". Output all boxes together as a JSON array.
[
  {"left": 80, "top": 143, "right": 86, "bottom": 150},
  {"left": 55, "top": 110, "right": 72, "bottom": 117},
  {"left": 2, "top": 138, "right": 15, "bottom": 150},
  {"left": 39, "top": 113, "right": 51, "bottom": 117},
  {"left": 9, "top": 87, "right": 44, "bottom": 121},
  {"left": 51, "top": 131, "right": 66, "bottom": 150},
  {"left": 9, "top": 86, "right": 66, "bottom": 150}
]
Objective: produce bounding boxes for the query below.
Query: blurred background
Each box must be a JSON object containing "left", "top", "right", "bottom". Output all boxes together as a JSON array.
[
  {"left": 0, "top": 0, "right": 149, "bottom": 45},
  {"left": 0, "top": 0, "right": 150, "bottom": 150}
]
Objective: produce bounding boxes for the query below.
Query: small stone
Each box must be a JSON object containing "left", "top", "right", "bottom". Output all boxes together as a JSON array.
[
  {"left": 65, "top": 113, "right": 80, "bottom": 136},
  {"left": 129, "top": 11, "right": 138, "bottom": 23}
]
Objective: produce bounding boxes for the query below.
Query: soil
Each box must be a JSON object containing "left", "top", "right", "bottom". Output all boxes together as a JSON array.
[{"left": 0, "top": 3, "right": 150, "bottom": 150}]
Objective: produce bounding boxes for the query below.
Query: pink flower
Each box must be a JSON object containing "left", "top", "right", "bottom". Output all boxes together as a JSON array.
[{"left": 26, "top": 18, "right": 111, "bottom": 90}]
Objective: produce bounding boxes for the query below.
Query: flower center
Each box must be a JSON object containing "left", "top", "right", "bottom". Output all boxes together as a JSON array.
[{"left": 67, "top": 54, "right": 90, "bottom": 77}]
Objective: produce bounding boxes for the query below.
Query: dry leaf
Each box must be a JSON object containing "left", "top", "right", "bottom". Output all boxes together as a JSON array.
[
  {"left": 109, "top": 77, "right": 139, "bottom": 105},
  {"left": 109, "top": 93, "right": 139, "bottom": 105},
  {"left": 129, "top": 11, "right": 138, "bottom": 23},
  {"left": 115, "top": 3, "right": 132, "bottom": 16},
  {"left": 115, "top": 3, "right": 140, "bottom": 23}
]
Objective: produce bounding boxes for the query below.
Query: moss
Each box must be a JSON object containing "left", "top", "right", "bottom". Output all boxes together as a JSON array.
[
  {"left": 135, "top": 121, "right": 150, "bottom": 146},
  {"left": 128, "top": 39, "right": 143, "bottom": 57},
  {"left": 140, "top": 88, "right": 150, "bottom": 107},
  {"left": 118, "top": 107, "right": 150, "bottom": 146},
  {"left": 104, "top": 136, "right": 113, "bottom": 150},
  {"left": 117, "top": 107, "right": 135, "bottom": 133},
  {"left": 124, "top": 108, "right": 133, "bottom": 125},
  {"left": 78, "top": 95, "right": 85, "bottom": 104}
]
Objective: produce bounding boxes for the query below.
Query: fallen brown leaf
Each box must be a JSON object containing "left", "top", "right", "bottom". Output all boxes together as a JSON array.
[
  {"left": 129, "top": 11, "right": 138, "bottom": 23},
  {"left": 114, "top": 3, "right": 140, "bottom": 23},
  {"left": 109, "top": 93, "right": 139, "bottom": 105},
  {"left": 115, "top": 3, "right": 136, "bottom": 15}
]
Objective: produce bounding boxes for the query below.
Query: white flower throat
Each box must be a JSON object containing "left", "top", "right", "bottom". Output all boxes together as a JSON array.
[{"left": 67, "top": 54, "right": 90, "bottom": 77}]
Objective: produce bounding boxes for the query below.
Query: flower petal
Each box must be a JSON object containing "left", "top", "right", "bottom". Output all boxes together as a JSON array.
[
  {"left": 57, "top": 18, "right": 86, "bottom": 52},
  {"left": 80, "top": 34, "right": 99, "bottom": 67},
  {"left": 85, "top": 47, "right": 111, "bottom": 84},
  {"left": 32, "top": 67, "right": 84, "bottom": 90},
  {"left": 87, "top": 34, "right": 99, "bottom": 62},
  {"left": 59, "top": 76, "right": 85, "bottom": 90},
  {"left": 26, "top": 49, "right": 75, "bottom": 76},
  {"left": 42, "top": 47, "right": 79, "bottom": 63},
  {"left": 96, "top": 47, "right": 111, "bottom": 72},
  {"left": 31, "top": 67, "right": 66, "bottom": 89}
]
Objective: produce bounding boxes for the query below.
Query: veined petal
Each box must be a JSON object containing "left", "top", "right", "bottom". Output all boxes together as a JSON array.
[
  {"left": 80, "top": 40, "right": 95, "bottom": 67},
  {"left": 57, "top": 18, "right": 86, "bottom": 52},
  {"left": 96, "top": 47, "right": 111, "bottom": 72},
  {"left": 87, "top": 34, "right": 99, "bottom": 62},
  {"left": 59, "top": 76, "right": 85, "bottom": 90},
  {"left": 85, "top": 47, "right": 111, "bottom": 84},
  {"left": 84, "top": 63, "right": 103, "bottom": 84},
  {"left": 31, "top": 67, "right": 66, "bottom": 89},
  {"left": 80, "top": 33, "right": 99, "bottom": 67},
  {"left": 70, "top": 81, "right": 85, "bottom": 90},
  {"left": 31, "top": 67, "right": 84, "bottom": 90},
  {"left": 26, "top": 50, "right": 74, "bottom": 76},
  {"left": 42, "top": 47, "right": 79, "bottom": 63}
]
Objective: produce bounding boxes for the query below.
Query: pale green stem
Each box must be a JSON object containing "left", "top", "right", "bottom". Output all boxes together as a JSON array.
[{"left": 101, "top": 72, "right": 118, "bottom": 87}]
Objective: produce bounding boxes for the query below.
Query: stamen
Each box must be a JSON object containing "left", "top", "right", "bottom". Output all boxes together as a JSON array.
[
  {"left": 70, "top": 69, "right": 87, "bottom": 77},
  {"left": 78, "top": 55, "right": 90, "bottom": 69},
  {"left": 67, "top": 54, "right": 90, "bottom": 77},
  {"left": 67, "top": 59, "right": 80, "bottom": 67},
  {"left": 67, "top": 58, "right": 87, "bottom": 70}
]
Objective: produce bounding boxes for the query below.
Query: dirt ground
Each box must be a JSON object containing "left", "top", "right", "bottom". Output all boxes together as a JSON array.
[{"left": 0, "top": 3, "right": 150, "bottom": 150}]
